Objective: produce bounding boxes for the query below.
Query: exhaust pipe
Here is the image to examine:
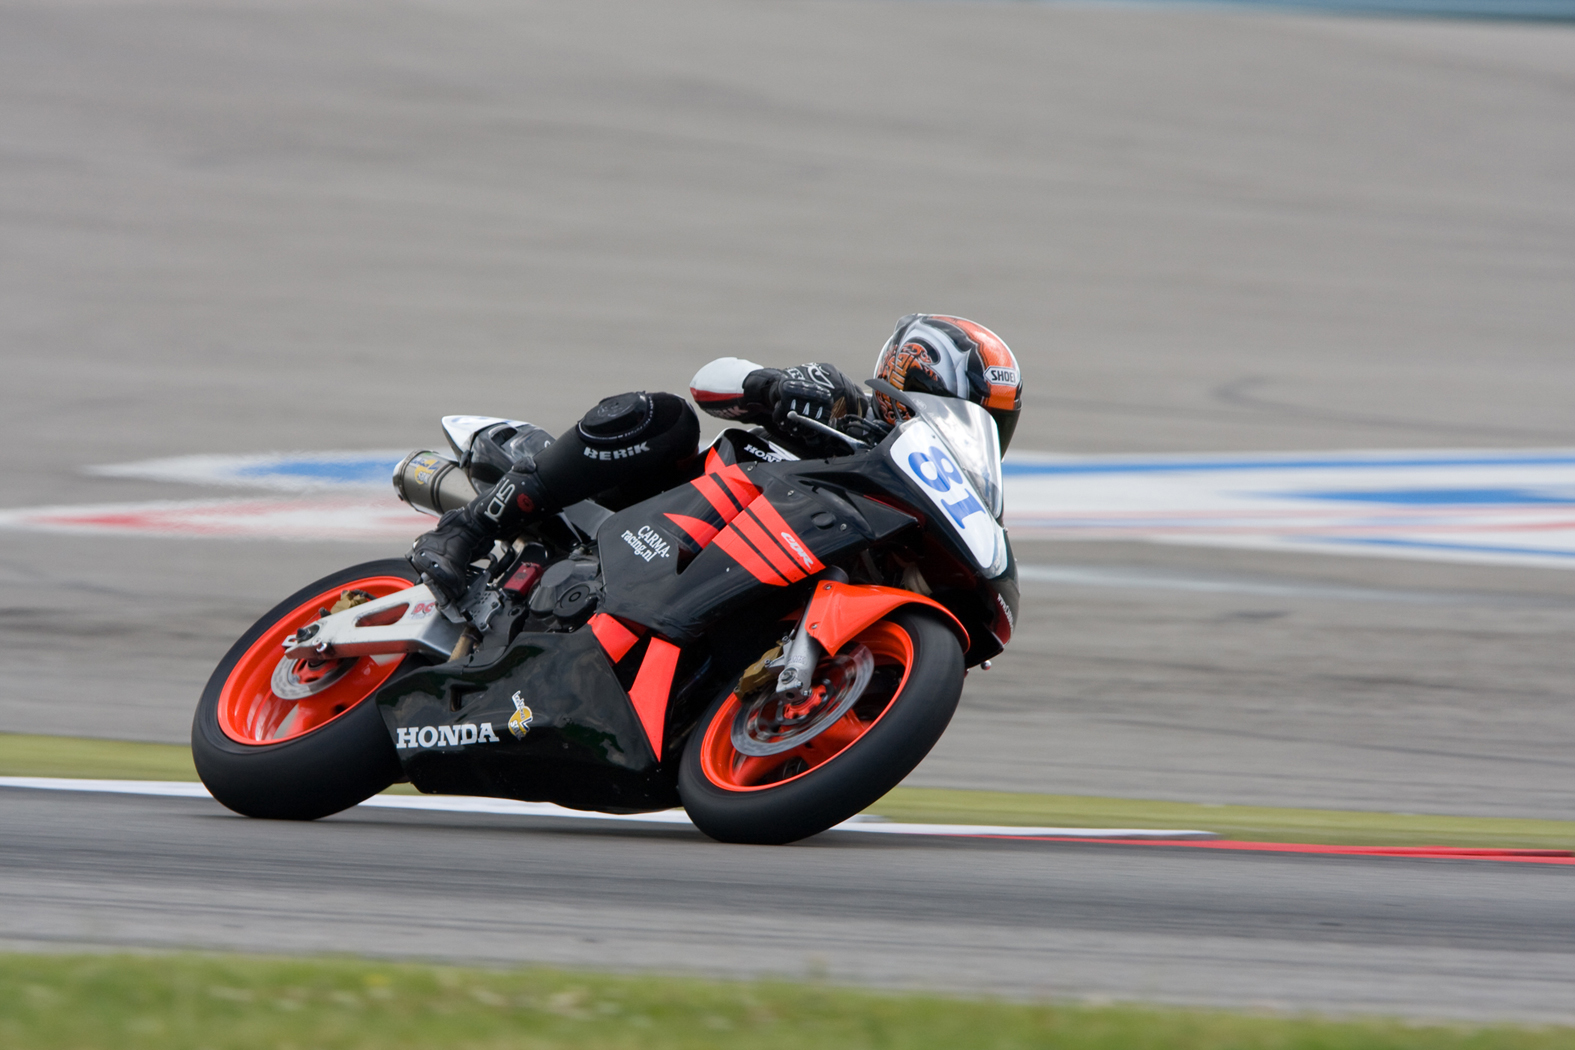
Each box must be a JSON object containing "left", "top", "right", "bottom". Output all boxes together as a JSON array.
[{"left": 392, "top": 451, "right": 478, "bottom": 516}]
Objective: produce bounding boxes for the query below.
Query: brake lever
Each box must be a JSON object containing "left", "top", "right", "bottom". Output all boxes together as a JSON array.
[{"left": 784, "top": 411, "right": 871, "bottom": 451}]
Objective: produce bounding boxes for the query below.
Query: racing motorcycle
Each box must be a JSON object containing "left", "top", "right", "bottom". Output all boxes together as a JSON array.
[{"left": 192, "top": 381, "right": 1018, "bottom": 844}]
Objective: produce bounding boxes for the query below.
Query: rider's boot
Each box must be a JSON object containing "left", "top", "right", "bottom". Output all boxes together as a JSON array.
[
  {"left": 408, "top": 467, "right": 553, "bottom": 606},
  {"left": 407, "top": 507, "right": 491, "bottom": 605}
]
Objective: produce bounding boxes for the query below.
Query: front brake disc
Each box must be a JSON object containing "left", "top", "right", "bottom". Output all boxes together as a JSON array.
[{"left": 730, "top": 644, "right": 874, "bottom": 757}]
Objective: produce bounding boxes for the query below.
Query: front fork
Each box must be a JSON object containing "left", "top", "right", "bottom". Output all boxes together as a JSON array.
[{"left": 774, "top": 567, "right": 850, "bottom": 701}]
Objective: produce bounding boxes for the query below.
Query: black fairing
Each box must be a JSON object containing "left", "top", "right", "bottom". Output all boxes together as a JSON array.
[
  {"left": 596, "top": 464, "right": 917, "bottom": 643},
  {"left": 372, "top": 422, "right": 1016, "bottom": 812},
  {"left": 946, "top": 542, "right": 1019, "bottom": 663},
  {"left": 377, "top": 630, "right": 676, "bottom": 812}
]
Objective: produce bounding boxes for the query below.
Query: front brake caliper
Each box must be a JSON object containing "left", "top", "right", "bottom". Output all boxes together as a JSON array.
[{"left": 735, "top": 645, "right": 785, "bottom": 697}]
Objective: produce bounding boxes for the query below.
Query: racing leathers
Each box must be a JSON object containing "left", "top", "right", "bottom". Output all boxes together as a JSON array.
[{"left": 407, "top": 359, "right": 872, "bottom": 605}]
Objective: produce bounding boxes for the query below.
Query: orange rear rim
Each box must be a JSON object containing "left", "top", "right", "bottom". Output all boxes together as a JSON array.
[
  {"left": 699, "top": 620, "right": 915, "bottom": 792},
  {"left": 217, "top": 575, "right": 413, "bottom": 745}
]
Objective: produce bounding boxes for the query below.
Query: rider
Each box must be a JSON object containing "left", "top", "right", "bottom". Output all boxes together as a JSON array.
[{"left": 408, "top": 314, "right": 1023, "bottom": 605}]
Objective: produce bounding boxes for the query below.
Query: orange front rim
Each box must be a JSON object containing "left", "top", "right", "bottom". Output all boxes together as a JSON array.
[
  {"left": 699, "top": 620, "right": 915, "bottom": 792},
  {"left": 217, "top": 575, "right": 413, "bottom": 745}
]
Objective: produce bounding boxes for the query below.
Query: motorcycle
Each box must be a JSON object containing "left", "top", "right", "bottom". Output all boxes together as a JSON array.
[{"left": 192, "top": 380, "right": 1018, "bottom": 844}]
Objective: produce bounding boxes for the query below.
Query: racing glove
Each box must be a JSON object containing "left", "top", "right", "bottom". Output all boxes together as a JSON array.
[
  {"left": 692, "top": 359, "right": 872, "bottom": 447},
  {"left": 750, "top": 363, "right": 865, "bottom": 434},
  {"left": 771, "top": 376, "right": 836, "bottom": 430}
]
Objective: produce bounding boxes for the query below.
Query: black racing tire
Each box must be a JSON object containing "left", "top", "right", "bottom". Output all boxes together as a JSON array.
[
  {"left": 678, "top": 608, "right": 964, "bottom": 845},
  {"left": 192, "top": 560, "right": 417, "bottom": 820}
]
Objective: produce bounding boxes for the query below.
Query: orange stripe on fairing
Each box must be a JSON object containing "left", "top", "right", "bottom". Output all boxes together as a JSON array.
[
  {"left": 744, "top": 495, "right": 824, "bottom": 575},
  {"left": 627, "top": 637, "right": 681, "bottom": 757},
  {"left": 691, "top": 473, "right": 741, "bottom": 519},
  {"left": 704, "top": 447, "right": 727, "bottom": 474},
  {"left": 588, "top": 612, "right": 642, "bottom": 663},
  {"left": 714, "top": 463, "right": 761, "bottom": 507},
  {"left": 713, "top": 525, "right": 789, "bottom": 585},
  {"left": 732, "top": 510, "right": 805, "bottom": 582},
  {"left": 664, "top": 513, "right": 720, "bottom": 547}
]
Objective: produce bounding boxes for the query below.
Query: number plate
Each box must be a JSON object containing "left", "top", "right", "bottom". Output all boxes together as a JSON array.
[{"left": 890, "top": 421, "right": 1008, "bottom": 576}]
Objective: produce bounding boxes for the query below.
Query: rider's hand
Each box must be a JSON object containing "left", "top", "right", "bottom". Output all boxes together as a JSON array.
[
  {"left": 771, "top": 377, "right": 836, "bottom": 432},
  {"left": 740, "top": 362, "right": 865, "bottom": 445}
]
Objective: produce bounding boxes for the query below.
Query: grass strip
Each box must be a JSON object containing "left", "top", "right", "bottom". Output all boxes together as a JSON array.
[
  {"left": 867, "top": 787, "right": 1575, "bottom": 850},
  {"left": 2, "top": 953, "right": 1571, "bottom": 1050},
  {"left": 4, "top": 732, "right": 1571, "bottom": 849},
  {"left": 0, "top": 731, "right": 196, "bottom": 781},
  {"left": 0, "top": 731, "right": 425, "bottom": 793}
]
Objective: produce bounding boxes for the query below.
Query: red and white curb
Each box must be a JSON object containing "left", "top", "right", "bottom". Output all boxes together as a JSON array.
[
  {"left": 1005, "top": 448, "right": 1575, "bottom": 570},
  {"left": 0, "top": 777, "right": 1213, "bottom": 841},
  {"left": 0, "top": 497, "right": 431, "bottom": 542},
  {"left": 5, "top": 447, "right": 1575, "bottom": 567}
]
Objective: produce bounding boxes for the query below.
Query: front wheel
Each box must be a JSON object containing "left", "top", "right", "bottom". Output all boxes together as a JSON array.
[
  {"left": 678, "top": 608, "right": 964, "bottom": 845},
  {"left": 192, "top": 560, "right": 417, "bottom": 820}
]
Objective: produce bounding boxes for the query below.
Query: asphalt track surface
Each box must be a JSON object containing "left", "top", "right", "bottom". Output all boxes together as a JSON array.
[
  {"left": 4, "top": 788, "right": 1574, "bottom": 1023},
  {"left": 2, "top": 0, "right": 1574, "bottom": 1021}
]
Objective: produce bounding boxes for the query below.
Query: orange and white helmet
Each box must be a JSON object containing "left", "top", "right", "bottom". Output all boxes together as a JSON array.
[{"left": 873, "top": 314, "right": 1023, "bottom": 450}]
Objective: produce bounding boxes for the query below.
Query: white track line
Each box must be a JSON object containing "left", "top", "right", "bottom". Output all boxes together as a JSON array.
[{"left": 0, "top": 777, "right": 1216, "bottom": 840}]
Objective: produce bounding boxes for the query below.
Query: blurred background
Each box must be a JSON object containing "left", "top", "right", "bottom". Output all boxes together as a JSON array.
[
  {"left": 5, "top": 0, "right": 1575, "bottom": 1024},
  {"left": 2, "top": 0, "right": 1573, "bottom": 811}
]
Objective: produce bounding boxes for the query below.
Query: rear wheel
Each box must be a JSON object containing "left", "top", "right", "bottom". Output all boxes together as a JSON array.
[
  {"left": 192, "top": 560, "right": 418, "bottom": 820},
  {"left": 678, "top": 608, "right": 964, "bottom": 845}
]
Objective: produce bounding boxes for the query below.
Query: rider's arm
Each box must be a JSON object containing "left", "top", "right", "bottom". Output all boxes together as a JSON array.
[
  {"left": 690, "top": 358, "right": 870, "bottom": 431},
  {"left": 689, "top": 357, "right": 774, "bottom": 424}
]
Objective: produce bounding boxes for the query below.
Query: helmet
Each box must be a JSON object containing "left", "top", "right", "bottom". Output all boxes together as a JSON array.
[{"left": 872, "top": 314, "right": 1023, "bottom": 451}]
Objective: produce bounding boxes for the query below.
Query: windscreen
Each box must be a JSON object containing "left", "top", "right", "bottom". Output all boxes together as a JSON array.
[{"left": 903, "top": 392, "right": 1005, "bottom": 519}]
